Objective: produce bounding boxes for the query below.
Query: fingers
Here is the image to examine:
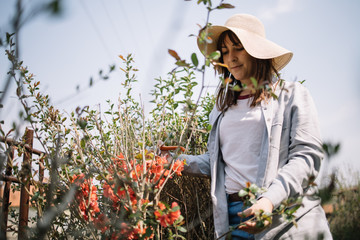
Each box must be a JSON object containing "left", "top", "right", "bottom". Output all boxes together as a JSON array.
[
  {"left": 237, "top": 203, "right": 272, "bottom": 235},
  {"left": 238, "top": 220, "right": 270, "bottom": 234},
  {"left": 237, "top": 207, "right": 253, "bottom": 218}
]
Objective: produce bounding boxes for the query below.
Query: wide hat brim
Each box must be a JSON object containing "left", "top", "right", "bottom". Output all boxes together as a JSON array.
[{"left": 198, "top": 18, "right": 293, "bottom": 72}]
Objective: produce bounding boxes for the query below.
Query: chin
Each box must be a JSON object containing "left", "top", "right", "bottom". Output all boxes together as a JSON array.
[{"left": 233, "top": 75, "right": 245, "bottom": 82}]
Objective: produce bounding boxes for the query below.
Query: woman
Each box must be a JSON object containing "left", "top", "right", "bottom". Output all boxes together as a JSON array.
[{"left": 175, "top": 14, "right": 332, "bottom": 240}]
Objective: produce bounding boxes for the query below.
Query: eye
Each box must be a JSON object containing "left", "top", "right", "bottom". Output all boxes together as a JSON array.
[
  {"left": 236, "top": 47, "right": 244, "bottom": 52},
  {"left": 221, "top": 47, "right": 228, "bottom": 55}
]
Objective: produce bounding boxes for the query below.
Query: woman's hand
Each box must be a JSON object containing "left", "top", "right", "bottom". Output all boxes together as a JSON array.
[
  {"left": 237, "top": 197, "right": 273, "bottom": 234},
  {"left": 159, "top": 145, "right": 185, "bottom": 162}
]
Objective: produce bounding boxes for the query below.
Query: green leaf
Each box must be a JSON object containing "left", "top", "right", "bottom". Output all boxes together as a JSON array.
[
  {"left": 80, "top": 138, "right": 86, "bottom": 148},
  {"left": 109, "top": 64, "right": 115, "bottom": 72},
  {"left": 217, "top": 3, "right": 235, "bottom": 9},
  {"left": 271, "top": 92, "right": 278, "bottom": 100},
  {"left": 172, "top": 205, "right": 180, "bottom": 211},
  {"left": 47, "top": 0, "right": 61, "bottom": 15},
  {"left": 191, "top": 53, "right": 199, "bottom": 67},
  {"left": 30, "top": 191, "right": 40, "bottom": 202},
  {"left": 232, "top": 85, "right": 241, "bottom": 92},
  {"left": 177, "top": 226, "right": 187, "bottom": 233},
  {"left": 176, "top": 60, "right": 190, "bottom": 67},
  {"left": 255, "top": 220, "right": 265, "bottom": 228},
  {"left": 169, "top": 49, "right": 181, "bottom": 60},
  {"left": 16, "top": 86, "right": 21, "bottom": 97},
  {"left": 77, "top": 119, "right": 87, "bottom": 130},
  {"left": 205, "top": 59, "right": 211, "bottom": 67},
  {"left": 286, "top": 204, "right": 301, "bottom": 215},
  {"left": 6, "top": 32, "right": 14, "bottom": 44},
  {"left": 144, "top": 226, "right": 153, "bottom": 237},
  {"left": 249, "top": 184, "right": 259, "bottom": 193},
  {"left": 250, "top": 77, "right": 258, "bottom": 88},
  {"left": 238, "top": 189, "right": 248, "bottom": 197},
  {"left": 209, "top": 50, "right": 221, "bottom": 60}
]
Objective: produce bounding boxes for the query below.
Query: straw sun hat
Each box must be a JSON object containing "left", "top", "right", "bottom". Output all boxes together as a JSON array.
[{"left": 198, "top": 13, "right": 293, "bottom": 71}]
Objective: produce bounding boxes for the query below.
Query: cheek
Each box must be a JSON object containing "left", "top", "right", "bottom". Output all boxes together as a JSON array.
[
  {"left": 244, "top": 56, "right": 255, "bottom": 73},
  {"left": 222, "top": 55, "right": 230, "bottom": 64}
]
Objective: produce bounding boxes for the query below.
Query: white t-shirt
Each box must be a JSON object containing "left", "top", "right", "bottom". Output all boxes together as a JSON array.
[{"left": 219, "top": 99, "right": 265, "bottom": 194}]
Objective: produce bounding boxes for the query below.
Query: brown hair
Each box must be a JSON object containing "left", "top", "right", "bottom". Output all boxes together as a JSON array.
[{"left": 215, "top": 30, "right": 279, "bottom": 112}]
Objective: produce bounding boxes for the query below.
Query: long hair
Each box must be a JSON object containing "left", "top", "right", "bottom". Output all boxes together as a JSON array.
[{"left": 215, "top": 30, "right": 279, "bottom": 112}]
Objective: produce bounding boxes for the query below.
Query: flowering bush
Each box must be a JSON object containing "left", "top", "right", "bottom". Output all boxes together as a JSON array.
[
  {"left": 154, "top": 202, "right": 181, "bottom": 227},
  {"left": 71, "top": 173, "right": 100, "bottom": 222},
  {"left": 2, "top": 51, "right": 208, "bottom": 239},
  {"left": 0, "top": 1, "right": 235, "bottom": 239},
  {"left": 69, "top": 151, "right": 185, "bottom": 239}
]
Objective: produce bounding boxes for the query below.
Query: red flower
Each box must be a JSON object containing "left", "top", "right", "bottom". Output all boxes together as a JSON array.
[
  {"left": 168, "top": 202, "right": 181, "bottom": 224},
  {"left": 158, "top": 202, "right": 166, "bottom": 210},
  {"left": 154, "top": 210, "right": 171, "bottom": 227},
  {"left": 109, "top": 153, "right": 127, "bottom": 174},
  {"left": 71, "top": 174, "right": 99, "bottom": 221},
  {"left": 172, "top": 159, "right": 185, "bottom": 176},
  {"left": 154, "top": 201, "right": 181, "bottom": 227}
]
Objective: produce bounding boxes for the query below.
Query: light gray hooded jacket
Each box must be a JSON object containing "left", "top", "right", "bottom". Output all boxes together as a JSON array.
[{"left": 181, "top": 81, "right": 332, "bottom": 239}]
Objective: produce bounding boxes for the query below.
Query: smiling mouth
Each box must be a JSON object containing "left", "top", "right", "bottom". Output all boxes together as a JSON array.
[{"left": 231, "top": 65, "right": 242, "bottom": 70}]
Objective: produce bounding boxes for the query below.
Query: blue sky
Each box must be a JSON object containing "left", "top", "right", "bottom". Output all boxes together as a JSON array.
[{"left": 1, "top": 0, "right": 360, "bottom": 184}]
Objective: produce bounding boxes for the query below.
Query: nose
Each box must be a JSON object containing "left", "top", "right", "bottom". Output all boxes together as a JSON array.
[{"left": 229, "top": 50, "right": 237, "bottom": 62}]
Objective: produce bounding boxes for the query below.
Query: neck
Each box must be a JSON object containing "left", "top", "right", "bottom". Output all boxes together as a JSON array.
[
  {"left": 239, "top": 89, "right": 253, "bottom": 96},
  {"left": 239, "top": 78, "right": 254, "bottom": 96}
]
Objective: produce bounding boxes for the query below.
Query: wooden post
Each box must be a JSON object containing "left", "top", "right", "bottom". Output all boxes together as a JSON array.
[
  {"left": 18, "top": 128, "right": 33, "bottom": 240},
  {"left": 39, "top": 156, "right": 44, "bottom": 193},
  {"left": 0, "top": 146, "right": 15, "bottom": 239}
]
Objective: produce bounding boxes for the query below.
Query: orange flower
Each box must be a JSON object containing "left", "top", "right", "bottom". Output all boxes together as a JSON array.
[
  {"left": 103, "top": 181, "right": 117, "bottom": 203},
  {"left": 158, "top": 202, "right": 166, "bottom": 210},
  {"left": 168, "top": 202, "right": 181, "bottom": 224},
  {"left": 156, "top": 178, "right": 165, "bottom": 189},
  {"left": 172, "top": 159, "right": 185, "bottom": 176},
  {"left": 109, "top": 153, "right": 127, "bottom": 174},
  {"left": 151, "top": 163, "right": 163, "bottom": 175},
  {"left": 154, "top": 210, "right": 171, "bottom": 227},
  {"left": 155, "top": 155, "right": 168, "bottom": 165},
  {"left": 71, "top": 173, "right": 99, "bottom": 221},
  {"left": 130, "top": 164, "right": 143, "bottom": 181},
  {"left": 131, "top": 222, "right": 154, "bottom": 240},
  {"left": 103, "top": 180, "right": 137, "bottom": 210},
  {"left": 154, "top": 201, "right": 181, "bottom": 227}
]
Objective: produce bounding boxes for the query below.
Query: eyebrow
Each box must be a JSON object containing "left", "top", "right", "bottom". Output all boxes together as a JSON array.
[{"left": 221, "top": 43, "right": 242, "bottom": 48}]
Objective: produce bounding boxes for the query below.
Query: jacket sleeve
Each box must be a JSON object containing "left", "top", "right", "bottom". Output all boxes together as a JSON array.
[
  {"left": 176, "top": 107, "right": 220, "bottom": 178},
  {"left": 261, "top": 82, "right": 324, "bottom": 208},
  {"left": 178, "top": 152, "right": 211, "bottom": 178}
]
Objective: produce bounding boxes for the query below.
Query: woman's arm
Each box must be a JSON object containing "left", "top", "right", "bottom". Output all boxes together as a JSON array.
[
  {"left": 262, "top": 82, "right": 324, "bottom": 208},
  {"left": 238, "top": 82, "right": 323, "bottom": 233},
  {"left": 178, "top": 152, "right": 211, "bottom": 178}
]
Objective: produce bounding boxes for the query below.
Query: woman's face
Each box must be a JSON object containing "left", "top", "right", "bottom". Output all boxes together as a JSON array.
[{"left": 220, "top": 35, "right": 254, "bottom": 85}]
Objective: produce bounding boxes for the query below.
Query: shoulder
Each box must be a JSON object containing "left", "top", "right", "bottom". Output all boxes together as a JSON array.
[
  {"left": 209, "top": 107, "right": 221, "bottom": 125},
  {"left": 276, "top": 80, "right": 313, "bottom": 102},
  {"left": 278, "top": 80, "right": 309, "bottom": 93}
]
